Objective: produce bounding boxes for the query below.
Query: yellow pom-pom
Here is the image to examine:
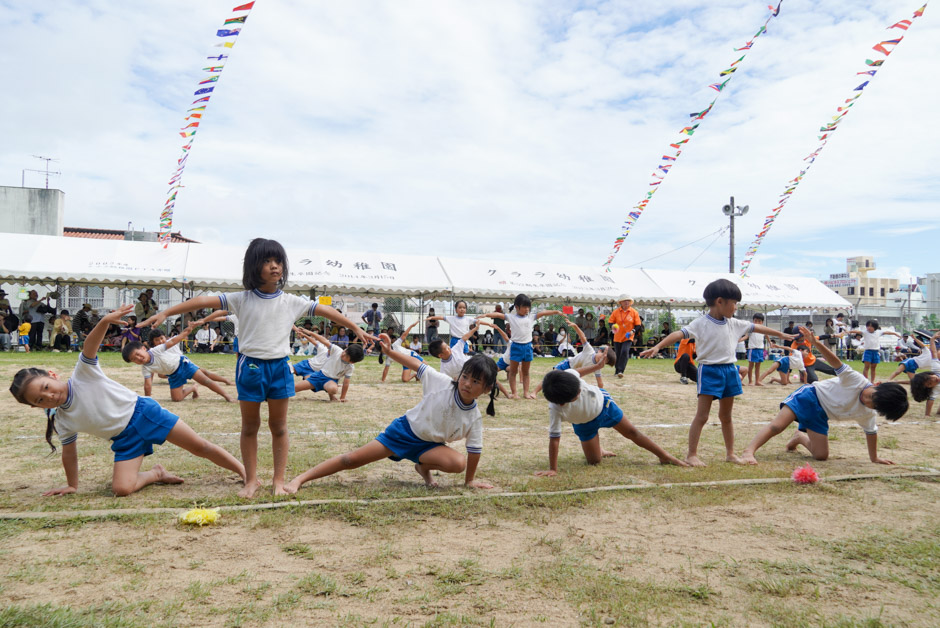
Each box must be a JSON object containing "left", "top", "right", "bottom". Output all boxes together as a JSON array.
[{"left": 178, "top": 507, "right": 221, "bottom": 526}]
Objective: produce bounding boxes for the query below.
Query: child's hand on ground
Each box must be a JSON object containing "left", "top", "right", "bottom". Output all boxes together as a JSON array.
[{"left": 42, "top": 485, "right": 77, "bottom": 496}]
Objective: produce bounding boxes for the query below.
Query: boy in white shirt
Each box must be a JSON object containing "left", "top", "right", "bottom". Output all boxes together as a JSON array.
[
  {"left": 428, "top": 322, "right": 487, "bottom": 380},
  {"left": 123, "top": 323, "right": 234, "bottom": 403},
  {"left": 741, "top": 326, "right": 908, "bottom": 465},
  {"left": 758, "top": 343, "right": 807, "bottom": 386},
  {"left": 888, "top": 332, "right": 937, "bottom": 383},
  {"left": 641, "top": 279, "right": 793, "bottom": 466},
  {"left": 533, "top": 320, "right": 617, "bottom": 394},
  {"left": 381, "top": 322, "right": 424, "bottom": 383},
  {"left": 10, "top": 304, "right": 245, "bottom": 497},
  {"left": 910, "top": 331, "right": 940, "bottom": 416},
  {"left": 745, "top": 313, "right": 766, "bottom": 386},
  {"left": 536, "top": 358, "right": 687, "bottom": 475},
  {"left": 847, "top": 320, "right": 902, "bottom": 382},
  {"left": 292, "top": 326, "right": 364, "bottom": 402}
]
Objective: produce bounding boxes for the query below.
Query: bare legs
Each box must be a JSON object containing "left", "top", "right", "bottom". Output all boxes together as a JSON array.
[
  {"left": 237, "top": 398, "right": 290, "bottom": 497},
  {"left": 686, "top": 396, "right": 739, "bottom": 466}
]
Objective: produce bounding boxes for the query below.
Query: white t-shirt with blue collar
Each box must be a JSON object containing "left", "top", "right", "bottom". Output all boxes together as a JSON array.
[
  {"left": 141, "top": 343, "right": 183, "bottom": 378},
  {"left": 681, "top": 315, "right": 754, "bottom": 365},
  {"left": 812, "top": 364, "right": 878, "bottom": 434},
  {"left": 509, "top": 311, "right": 537, "bottom": 344},
  {"left": 405, "top": 364, "right": 483, "bottom": 454},
  {"left": 218, "top": 289, "right": 317, "bottom": 360},
  {"left": 548, "top": 369, "right": 605, "bottom": 437},
  {"left": 56, "top": 355, "right": 139, "bottom": 446},
  {"left": 440, "top": 340, "right": 471, "bottom": 379}
]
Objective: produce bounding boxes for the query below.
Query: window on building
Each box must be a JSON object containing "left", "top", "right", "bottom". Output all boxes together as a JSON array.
[
  {"left": 880, "top": 288, "right": 885, "bottom": 297},
  {"left": 869, "top": 287, "right": 874, "bottom": 296},
  {"left": 848, "top": 287, "right": 855, "bottom": 295},
  {"left": 865, "top": 259, "right": 870, "bottom": 268}
]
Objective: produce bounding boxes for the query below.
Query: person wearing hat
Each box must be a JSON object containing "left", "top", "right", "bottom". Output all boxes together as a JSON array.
[
  {"left": 608, "top": 294, "right": 642, "bottom": 378},
  {"left": 0, "top": 289, "right": 11, "bottom": 315}
]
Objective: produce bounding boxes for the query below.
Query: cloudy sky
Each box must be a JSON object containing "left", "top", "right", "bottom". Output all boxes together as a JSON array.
[{"left": 1, "top": 0, "right": 936, "bottom": 284}]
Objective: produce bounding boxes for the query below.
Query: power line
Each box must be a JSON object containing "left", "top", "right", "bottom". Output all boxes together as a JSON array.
[
  {"left": 623, "top": 226, "right": 728, "bottom": 269},
  {"left": 684, "top": 228, "right": 729, "bottom": 270}
]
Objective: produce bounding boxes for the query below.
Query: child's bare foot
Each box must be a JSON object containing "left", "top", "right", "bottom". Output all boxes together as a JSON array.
[
  {"left": 238, "top": 479, "right": 263, "bottom": 498},
  {"left": 754, "top": 382, "right": 763, "bottom": 387},
  {"left": 191, "top": 387, "right": 199, "bottom": 400},
  {"left": 601, "top": 449, "right": 616, "bottom": 458},
  {"left": 524, "top": 393, "right": 536, "bottom": 400},
  {"left": 785, "top": 432, "right": 808, "bottom": 452},
  {"left": 685, "top": 455, "right": 706, "bottom": 467},
  {"left": 222, "top": 393, "right": 235, "bottom": 402},
  {"left": 509, "top": 394, "right": 519, "bottom": 400},
  {"left": 726, "top": 453, "right": 744, "bottom": 464},
  {"left": 152, "top": 464, "right": 184, "bottom": 485},
  {"left": 661, "top": 454, "right": 690, "bottom": 467},
  {"left": 739, "top": 452, "right": 758, "bottom": 465},
  {"left": 414, "top": 463, "right": 439, "bottom": 487},
  {"left": 273, "top": 483, "right": 290, "bottom": 496}
]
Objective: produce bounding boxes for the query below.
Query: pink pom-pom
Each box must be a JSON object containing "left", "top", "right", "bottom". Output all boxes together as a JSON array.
[{"left": 791, "top": 464, "right": 819, "bottom": 484}]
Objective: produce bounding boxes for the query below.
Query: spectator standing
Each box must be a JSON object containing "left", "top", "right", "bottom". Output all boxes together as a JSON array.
[
  {"left": 22, "top": 290, "right": 51, "bottom": 351},
  {"left": 609, "top": 295, "right": 642, "bottom": 378},
  {"left": 595, "top": 318, "right": 609, "bottom": 346},
  {"left": 492, "top": 304, "right": 507, "bottom": 352},
  {"left": 426, "top": 307, "right": 439, "bottom": 344},
  {"left": 583, "top": 312, "right": 596, "bottom": 342},
  {"left": 783, "top": 321, "right": 796, "bottom": 336},
  {"left": 195, "top": 322, "right": 218, "bottom": 353},
  {"left": 0, "top": 311, "right": 9, "bottom": 352},
  {"left": 52, "top": 310, "right": 73, "bottom": 352},
  {"left": 134, "top": 292, "right": 157, "bottom": 342},
  {"left": 0, "top": 289, "right": 10, "bottom": 316},
  {"left": 543, "top": 324, "right": 557, "bottom": 355},
  {"left": 362, "top": 302, "right": 383, "bottom": 336}
]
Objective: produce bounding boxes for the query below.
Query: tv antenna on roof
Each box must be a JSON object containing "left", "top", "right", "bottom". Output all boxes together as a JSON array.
[{"left": 22, "top": 155, "right": 61, "bottom": 189}]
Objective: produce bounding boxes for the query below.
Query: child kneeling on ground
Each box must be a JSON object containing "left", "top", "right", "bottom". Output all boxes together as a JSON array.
[{"left": 740, "top": 326, "right": 908, "bottom": 466}]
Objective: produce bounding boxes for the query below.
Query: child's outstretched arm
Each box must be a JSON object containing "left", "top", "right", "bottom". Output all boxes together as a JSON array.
[
  {"left": 866, "top": 432, "right": 894, "bottom": 465},
  {"left": 492, "top": 324, "right": 510, "bottom": 344},
  {"left": 163, "top": 320, "right": 199, "bottom": 351},
  {"left": 199, "top": 309, "right": 229, "bottom": 325},
  {"left": 475, "top": 312, "right": 505, "bottom": 321},
  {"left": 294, "top": 326, "right": 331, "bottom": 349},
  {"left": 641, "top": 330, "right": 685, "bottom": 358},
  {"left": 83, "top": 304, "right": 134, "bottom": 361},
  {"left": 534, "top": 309, "right": 563, "bottom": 320},
  {"left": 318, "top": 304, "right": 373, "bottom": 346},
  {"left": 462, "top": 322, "right": 485, "bottom": 342},
  {"left": 574, "top": 348, "right": 608, "bottom": 378},
  {"left": 929, "top": 332, "right": 940, "bottom": 360},
  {"left": 753, "top": 323, "right": 796, "bottom": 342},
  {"left": 401, "top": 320, "right": 420, "bottom": 337},
  {"left": 138, "top": 296, "right": 222, "bottom": 330},
  {"left": 535, "top": 436, "right": 561, "bottom": 477},
  {"left": 378, "top": 334, "right": 423, "bottom": 371},
  {"left": 42, "top": 440, "right": 79, "bottom": 496},
  {"left": 568, "top": 320, "right": 588, "bottom": 346},
  {"left": 426, "top": 315, "right": 445, "bottom": 322},
  {"left": 799, "top": 326, "right": 843, "bottom": 370}
]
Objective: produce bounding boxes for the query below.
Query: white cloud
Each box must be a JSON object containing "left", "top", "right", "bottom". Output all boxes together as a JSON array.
[{"left": 0, "top": 0, "right": 936, "bottom": 281}]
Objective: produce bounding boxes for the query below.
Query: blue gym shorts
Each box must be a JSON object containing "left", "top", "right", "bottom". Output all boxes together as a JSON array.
[
  {"left": 509, "top": 341, "right": 533, "bottom": 363},
  {"left": 305, "top": 371, "right": 339, "bottom": 392},
  {"left": 496, "top": 357, "right": 509, "bottom": 371},
  {"left": 697, "top": 363, "right": 743, "bottom": 399},
  {"left": 571, "top": 392, "right": 624, "bottom": 442},
  {"left": 236, "top": 355, "right": 294, "bottom": 402},
  {"left": 747, "top": 348, "right": 764, "bottom": 363},
  {"left": 110, "top": 397, "right": 179, "bottom": 462},
  {"left": 167, "top": 356, "right": 200, "bottom": 390},
  {"left": 902, "top": 358, "right": 918, "bottom": 373},
  {"left": 782, "top": 384, "right": 830, "bottom": 436},
  {"left": 862, "top": 349, "right": 881, "bottom": 364},
  {"left": 376, "top": 415, "right": 444, "bottom": 463}
]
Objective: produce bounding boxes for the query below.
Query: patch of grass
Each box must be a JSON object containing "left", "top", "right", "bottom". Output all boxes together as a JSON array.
[
  {"left": 296, "top": 571, "right": 339, "bottom": 596},
  {"left": 185, "top": 579, "right": 212, "bottom": 602},
  {"left": 281, "top": 542, "right": 315, "bottom": 559},
  {"left": 430, "top": 559, "right": 485, "bottom": 596},
  {"left": 745, "top": 576, "right": 814, "bottom": 598}
]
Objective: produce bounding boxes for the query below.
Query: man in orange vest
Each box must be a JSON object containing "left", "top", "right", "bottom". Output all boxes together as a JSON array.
[{"left": 608, "top": 294, "right": 642, "bottom": 378}]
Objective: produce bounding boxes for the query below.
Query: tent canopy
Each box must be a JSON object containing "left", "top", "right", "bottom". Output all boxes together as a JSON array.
[{"left": 0, "top": 233, "right": 850, "bottom": 309}]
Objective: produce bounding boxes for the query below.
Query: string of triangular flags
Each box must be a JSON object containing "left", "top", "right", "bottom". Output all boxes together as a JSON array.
[
  {"left": 601, "top": 2, "right": 783, "bottom": 269},
  {"left": 739, "top": 2, "right": 928, "bottom": 276},
  {"left": 158, "top": 1, "right": 256, "bottom": 247}
]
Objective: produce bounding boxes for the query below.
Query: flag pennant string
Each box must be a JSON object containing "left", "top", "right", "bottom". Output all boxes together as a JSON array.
[
  {"left": 601, "top": 2, "right": 783, "bottom": 269},
  {"left": 739, "top": 2, "right": 927, "bottom": 276},
  {"left": 158, "top": 2, "right": 255, "bottom": 247}
]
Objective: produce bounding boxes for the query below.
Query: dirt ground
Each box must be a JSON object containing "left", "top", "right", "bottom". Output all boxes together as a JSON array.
[{"left": 1, "top": 351, "right": 938, "bottom": 626}]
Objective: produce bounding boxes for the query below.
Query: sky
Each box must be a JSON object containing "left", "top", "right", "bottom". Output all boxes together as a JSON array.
[{"left": 1, "top": 0, "right": 937, "bottom": 285}]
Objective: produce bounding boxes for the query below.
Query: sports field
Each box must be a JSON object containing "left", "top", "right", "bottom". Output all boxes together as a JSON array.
[{"left": 1, "top": 352, "right": 937, "bottom": 627}]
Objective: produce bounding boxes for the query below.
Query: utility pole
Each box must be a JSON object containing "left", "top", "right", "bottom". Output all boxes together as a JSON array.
[{"left": 721, "top": 196, "right": 749, "bottom": 273}]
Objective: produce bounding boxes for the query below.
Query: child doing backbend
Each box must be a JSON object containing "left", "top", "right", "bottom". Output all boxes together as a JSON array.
[
  {"left": 910, "top": 331, "right": 940, "bottom": 416},
  {"left": 122, "top": 315, "right": 234, "bottom": 403},
  {"left": 888, "top": 332, "right": 937, "bottom": 384},
  {"left": 9, "top": 304, "right": 245, "bottom": 497},
  {"left": 139, "top": 238, "right": 371, "bottom": 498},
  {"left": 284, "top": 334, "right": 499, "bottom": 492},
  {"left": 641, "top": 279, "right": 794, "bottom": 466},
  {"left": 292, "top": 326, "right": 364, "bottom": 399},
  {"left": 537, "top": 357, "right": 687, "bottom": 475},
  {"left": 478, "top": 294, "right": 563, "bottom": 399},
  {"left": 741, "top": 326, "right": 908, "bottom": 465}
]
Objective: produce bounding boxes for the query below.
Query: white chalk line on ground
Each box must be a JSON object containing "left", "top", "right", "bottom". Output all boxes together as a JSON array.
[
  {"left": 1, "top": 470, "right": 937, "bottom": 520},
  {"left": 13, "top": 419, "right": 940, "bottom": 441}
]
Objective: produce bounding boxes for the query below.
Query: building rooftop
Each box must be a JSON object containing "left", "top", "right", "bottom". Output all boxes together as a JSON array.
[{"left": 63, "top": 227, "right": 199, "bottom": 244}]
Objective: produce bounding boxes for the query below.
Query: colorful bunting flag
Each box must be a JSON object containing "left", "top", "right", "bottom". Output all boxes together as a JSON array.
[
  {"left": 602, "top": 2, "right": 783, "bottom": 269},
  {"left": 159, "top": 1, "right": 256, "bottom": 247},
  {"left": 740, "top": 2, "right": 927, "bottom": 276}
]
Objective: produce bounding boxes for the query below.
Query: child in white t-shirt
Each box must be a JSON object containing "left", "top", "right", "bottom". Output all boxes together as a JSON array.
[
  {"left": 741, "top": 326, "right": 908, "bottom": 465},
  {"left": 292, "top": 326, "right": 365, "bottom": 401},
  {"left": 426, "top": 300, "right": 472, "bottom": 351},
  {"left": 536, "top": 360, "right": 687, "bottom": 475},
  {"left": 284, "top": 334, "right": 499, "bottom": 493},
  {"left": 478, "top": 294, "right": 563, "bottom": 400},
  {"left": 910, "top": 331, "right": 940, "bottom": 416},
  {"left": 745, "top": 313, "right": 766, "bottom": 386},
  {"left": 10, "top": 304, "right": 245, "bottom": 497},
  {"left": 533, "top": 320, "right": 617, "bottom": 394},
  {"left": 847, "top": 320, "right": 901, "bottom": 382},
  {"left": 139, "top": 238, "right": 371, "bottom": 498},
  {"left": 381, "top": 321, "right": 423, "bottom": 383},
  {"left": 888, "top": 333, "right": 936, "bottom": 383},
  {"left": 428, "top": 322, "right": 484, "bottom": 379},
  {"left": 641, "top": 279, "right": 793, "bottom": 466},
  {"left": 759, "top": 343, "right": 807, "bottom": 386}
]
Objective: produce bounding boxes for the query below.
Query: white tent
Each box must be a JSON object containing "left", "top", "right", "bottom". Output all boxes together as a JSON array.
[
  {"left": 0, "top": 234, "right": 851, "bottom": 309},
  {"left": 639, "top": 269, "right": 852, "bottom": 310},
  {"left": 0, "top": 233, "right": 188, "bottom": 286}
]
